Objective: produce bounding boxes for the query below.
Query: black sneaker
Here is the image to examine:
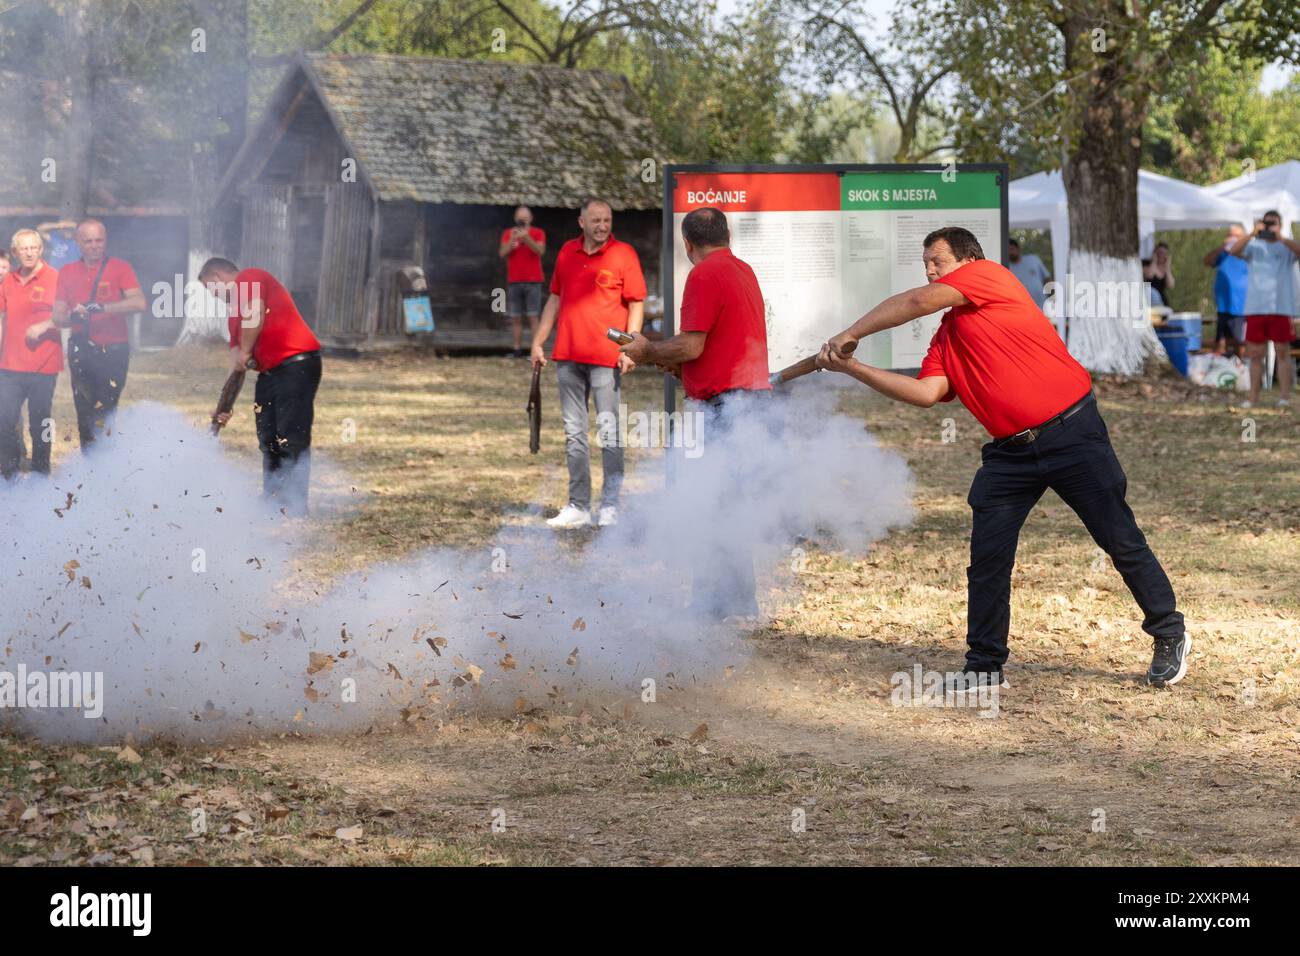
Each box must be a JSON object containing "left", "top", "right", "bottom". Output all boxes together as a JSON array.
[
  {"left": 944, "top": 667, "right": 1009, "bottom": 693},
  {"left": 1147, "top": 634, "right": 1191, "bottom": 687}
]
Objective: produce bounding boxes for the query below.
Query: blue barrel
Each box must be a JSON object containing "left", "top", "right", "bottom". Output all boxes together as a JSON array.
[
  {"left": 1156, "top": 330, "right": 1189, "bottom": 375},
  {"left": 1166, "top": 314, "right": 1202, "bottom": 351}
]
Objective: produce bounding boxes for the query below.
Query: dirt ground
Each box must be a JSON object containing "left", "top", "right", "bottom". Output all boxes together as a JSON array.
[{"left": 2, "top": 346, "right": 1298, "bottom": 866}]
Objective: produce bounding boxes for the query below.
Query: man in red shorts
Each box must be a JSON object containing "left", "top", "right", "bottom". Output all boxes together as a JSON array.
[{"left": 1228, "top": 210, "right": 1300, "bottom": 408}]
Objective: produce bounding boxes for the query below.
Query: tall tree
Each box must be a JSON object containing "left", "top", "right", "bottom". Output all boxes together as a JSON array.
[
  {"left": 798, "top": 0, "right": 955, "bottom": 163},
  {"left": 944, "top": 0, "right": 1300, "bottom": 375},
  {"left": 58, "top": 0, "right": 95, "bottom": 220}
]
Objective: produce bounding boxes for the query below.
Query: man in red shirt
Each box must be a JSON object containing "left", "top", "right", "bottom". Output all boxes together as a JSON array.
[
  {"left": 0, "top": 229, "right": 61, "bottom": 479},
  {"left": 41, "top": 219, "right": 145, "bottom": 449},
  {"left": 498, "top": 205, "right": 546, "bottom": 357},
  {"left": 619, "top": 205, "right": 771, "bottom": 616},
  {"left": 817, "top": 227, "right": 1189, "bottom": 689},
  {"left": 200, "top": 257, "right": 322, "bottom": 515},
  {"left": 530, "top": 197, "right": 646, "bottom": 529}
]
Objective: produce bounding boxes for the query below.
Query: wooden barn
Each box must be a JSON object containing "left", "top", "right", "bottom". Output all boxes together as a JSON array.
[{"left": 214, "top": 52, "right": 663, "bottom": 349}]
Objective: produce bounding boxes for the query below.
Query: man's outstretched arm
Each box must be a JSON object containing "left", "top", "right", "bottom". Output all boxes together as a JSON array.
[
  {"left": 816, "top": 343, "right": 951, "bottom": 407},
  {"left": 829, "top": 283, "right": 969, "bottom": 354}
]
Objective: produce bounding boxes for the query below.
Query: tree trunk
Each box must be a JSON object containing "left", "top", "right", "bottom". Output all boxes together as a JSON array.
[
  {"left": 182, "top": 0, "right": 250, "bottom": 341},
  {"left": 59, "top": 0, "right": 95, "bottom": 221},
  {"left": 1059, "top": 15, "right": 1163, "bottom": 376}
]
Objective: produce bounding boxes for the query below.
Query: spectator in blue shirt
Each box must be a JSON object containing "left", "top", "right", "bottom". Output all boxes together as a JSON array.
[
  {"left": 36, "top": 220, "right": 80, "bottom": 269},
  {"left": 1204, "top": 224, "right": 1249, "bottom": 356}
]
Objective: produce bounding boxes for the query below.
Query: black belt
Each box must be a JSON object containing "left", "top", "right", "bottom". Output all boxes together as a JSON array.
[
  {"left": 265, "top": 350, "right": 319, "bottom": 372},
  {"left": 702, "top": 387, "right": 768, "bottom": 408},
  {"left": 995, "top": 392, "right": 1094, "bottom": 446}
]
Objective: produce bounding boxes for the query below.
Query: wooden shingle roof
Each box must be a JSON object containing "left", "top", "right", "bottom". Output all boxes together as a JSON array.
[{"left": 289, "top": 52, "right": 660, "bottom": 210}]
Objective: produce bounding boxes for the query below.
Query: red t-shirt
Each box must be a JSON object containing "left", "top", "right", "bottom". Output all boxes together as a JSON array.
[
  {"left": 501, "top": 227, "right": 545, "bottom": 284},
  {"left": 55, "top": 257, "right": 141, "bottom": 346},
  {"left": 0, "top": 263, "right": 62, "bottom": 374},
  {"left": 226, "top": 268, "right": 321, "bottom": 370},
  {"left": 919, "top": 259, "right": 1092, "bottom": 438},
  {"left": 679, "top": 248, "right": 770, "bottom": 400},
  {"left": 549, "top": 236, "right": 647, "bottom": 367}
]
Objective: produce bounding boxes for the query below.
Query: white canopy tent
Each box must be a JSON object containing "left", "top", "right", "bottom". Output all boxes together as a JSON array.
[
  {"left": 1208, "top": 159, "right": 1300, "bottom": 230},
  {"left": 1008, "top": 169, "right": 1247, "bottom": 277}
]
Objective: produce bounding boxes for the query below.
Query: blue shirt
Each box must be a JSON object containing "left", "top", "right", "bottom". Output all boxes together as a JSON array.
[
  {"left": 1242, "top": 238, "right": 1297, "bottom": 316},
  {"left": 1007, "top": 254, "right": 1051, "bottom": 308},
  {"left": 44, "top": 232, "right": 79, "bottom": 270},
  {"left": 1212, "top": 248, "right": 1248, "bottom": 315}
]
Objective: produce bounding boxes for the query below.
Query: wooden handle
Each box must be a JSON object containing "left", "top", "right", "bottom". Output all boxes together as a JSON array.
[{"left": 771, "top": 339, "right": 857, "bottom": 386}]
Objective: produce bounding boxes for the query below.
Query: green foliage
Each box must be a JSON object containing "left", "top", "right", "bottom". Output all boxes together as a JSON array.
[
  {"left": 943, "top": 0, "right": 1300, "bottom": 176},
  {"left": 617, "top": 1, "right": 815, "bottom": 163},
  {"left": 1143, "top": 49, "right": 1300, "bottom": 184}
]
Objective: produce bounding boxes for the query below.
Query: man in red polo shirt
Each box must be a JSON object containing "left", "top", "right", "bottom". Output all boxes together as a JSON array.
[
  {"left": 200, "top": 257, "right": 322, "bottom": 515},
  {"left": 499, "top": 205, "right": 546, "bottom": 357},
  {"left": 619, "top": 205, "right": 770, "bottom": 616},
  {"left": 817, "top": 227, "right": 1189, "bottom": 689},
  {"left": 530, "top": 197, "right": 646, "bottom": 529},
  {"left": 0, "top": 229, "right": 61, "bottom": 479},
  {"left": 44, "top": 219, "right": 145, "bottom": 449}
]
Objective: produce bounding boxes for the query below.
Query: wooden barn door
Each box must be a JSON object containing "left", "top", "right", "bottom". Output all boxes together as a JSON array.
[
  {"left": 239, "top": 185, "right": 291, "bottom": 279},
  {"left": 314, "top": 184, "right": 373, "bottom": 338}
]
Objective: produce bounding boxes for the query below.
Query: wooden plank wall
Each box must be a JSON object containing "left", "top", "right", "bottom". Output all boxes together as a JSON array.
[
  {"left": 315, "top": 183, "right": 373, "bottom": 336},
  {"left": 240, "top": 185, "right": 292, "bottom": 279}
]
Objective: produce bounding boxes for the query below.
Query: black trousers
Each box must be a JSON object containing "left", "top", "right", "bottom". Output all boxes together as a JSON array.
[
  {"left": 68, "top": 338, "right": 130, "bottom": 448},
  {"left": 253, "top": 352, "right": 321, "bottom": 515},
  {"left": 0, "top": 370, "right": 57, "bottom": 478},
  {"left": 965, "top": 395, "right": 1184, "bottom": 670}
]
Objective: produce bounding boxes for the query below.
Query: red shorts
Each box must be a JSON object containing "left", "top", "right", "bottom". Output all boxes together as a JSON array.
[{"left": 1245, "top": 314, "right": 1295, "bottom": 343}]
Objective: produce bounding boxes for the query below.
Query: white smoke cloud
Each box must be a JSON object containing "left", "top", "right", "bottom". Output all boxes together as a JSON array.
[{"left": 1, "top": 388, "right": 912, "bottom": 744}]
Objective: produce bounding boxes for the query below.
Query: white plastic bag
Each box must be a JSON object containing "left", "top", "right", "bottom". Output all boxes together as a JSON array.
[{"left": 1187, "top": 353, "right": 1248, "bottom": 391}]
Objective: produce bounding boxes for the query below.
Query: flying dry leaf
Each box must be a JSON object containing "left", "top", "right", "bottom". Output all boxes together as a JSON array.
[
  {"left": 572, "top": 617, "right": 586, "bottom": 632},
  {"left": 116, "top": 746, "right": 143, "bottom": 765},
  {"left": 687, "top": 724, "right": 709, "bottom": 744},
  {"left": 62, "top": 559, "right": 79, "bottom": 582},
  {"left": 566, "top": 647, "right": 580, "bottom": 666},
  {"left": 334, "top": 825, "right": 363, "bottom": 842},
  {"left": 499, "top": 653, "right": 516, "bottom": 671},
  {"left": 307, "top": 652, "right": 334, "bottom": 674}
]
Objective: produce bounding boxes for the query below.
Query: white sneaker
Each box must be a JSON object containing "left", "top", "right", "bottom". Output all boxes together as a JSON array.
[
  {"left": 597, "top": 505, "right": 618, "bottom": 527},
  {"left": 546, "top": 504, "right": 591, "bottom": 529},
  {"left": 1238, "top": 399, "right": 1253, "bottom": 409},
  {"left": 1277, "top": 399, "right": 1291, "bottom": 409}
]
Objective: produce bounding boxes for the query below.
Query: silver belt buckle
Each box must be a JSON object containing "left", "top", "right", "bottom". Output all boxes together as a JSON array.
[{"left": 1012, "top": 427, "right": 1036, "bottom": 444}]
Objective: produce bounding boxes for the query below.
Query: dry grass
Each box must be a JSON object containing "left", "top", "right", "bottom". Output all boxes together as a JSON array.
[{"left": 3, "top": 345, "right": 1298, "bottom": 866}]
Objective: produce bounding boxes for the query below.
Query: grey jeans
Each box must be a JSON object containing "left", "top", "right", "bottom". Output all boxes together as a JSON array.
[{"left": 555, "top": 360, "right": 623, "bottom": 510}]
